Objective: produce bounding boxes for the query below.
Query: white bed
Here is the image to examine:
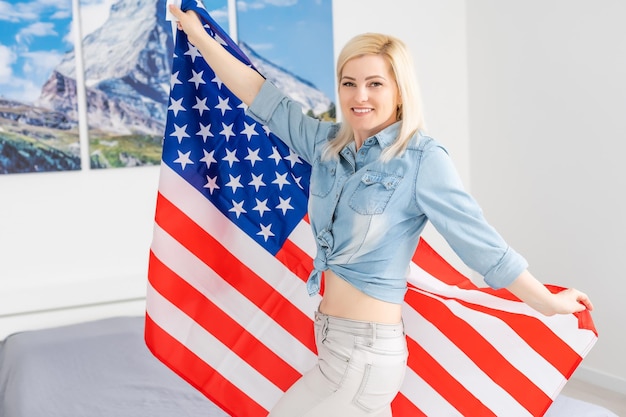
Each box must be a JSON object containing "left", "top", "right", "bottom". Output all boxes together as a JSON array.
[{"left": 0, "top": 316, "right": 617, "bottom": 417}]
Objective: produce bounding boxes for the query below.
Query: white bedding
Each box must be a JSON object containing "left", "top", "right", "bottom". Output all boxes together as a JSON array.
[
  {"left": 0, "top": 316, "right": 617, "bottom": 417},
  {"left": 545, "top": 395, "right": 618, "bottom": 417}
]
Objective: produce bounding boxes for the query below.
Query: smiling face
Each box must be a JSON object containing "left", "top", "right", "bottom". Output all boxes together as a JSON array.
[{"left": 338, "top": 54, "right": 401, "bottom": 147}]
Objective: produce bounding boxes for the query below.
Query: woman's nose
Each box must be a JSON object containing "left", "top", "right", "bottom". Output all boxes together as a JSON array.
[{"left": 355, "top": 86, "right": 368, "bottom": 102}]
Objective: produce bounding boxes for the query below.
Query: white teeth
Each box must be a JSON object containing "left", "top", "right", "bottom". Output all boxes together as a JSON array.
[{"left": 353, "top": 108, "right": 372, "bottom": 113}]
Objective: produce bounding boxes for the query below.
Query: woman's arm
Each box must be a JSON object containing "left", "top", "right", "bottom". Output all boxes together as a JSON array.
[
  {"left": 168, "top": 4, "right": 264, "bottom": 105},
  {"left": 414, "top": 143, "right": 594, "bottom": 316},
  {"left": 506, "top": 269, "right": 593, "bottom": 316}
]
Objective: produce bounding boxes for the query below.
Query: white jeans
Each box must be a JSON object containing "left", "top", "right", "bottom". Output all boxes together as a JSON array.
[{"left": 268, "top": 311, "right": 408, "bottom": 417}]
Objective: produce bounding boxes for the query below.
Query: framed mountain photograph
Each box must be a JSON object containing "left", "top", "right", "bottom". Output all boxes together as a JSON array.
[
  {"left": 78, "top": 0, "right": 334, "bottom": 169},
  {"left": 236, "top": 0, "right": 335, "bottom": 122},
  {"left": 77, "top": 0, "right": 175, "bottom": 169},
  {"left": 0, "top": 0, "right": 81, "bottom": 174}
]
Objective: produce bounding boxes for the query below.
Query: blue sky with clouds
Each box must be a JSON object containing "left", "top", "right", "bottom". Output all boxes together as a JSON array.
[
  {"left": 0, "top": 0, "right": 74, "bottom": 102},
  {"left": 0, "top": 0, "right": 334, "bottom": 104},
  {"left": 236, "top": 0, "right": 335, "bottom": 100},
  {"left": 203, "top": 0, "right": 335, "bottom": 99}
]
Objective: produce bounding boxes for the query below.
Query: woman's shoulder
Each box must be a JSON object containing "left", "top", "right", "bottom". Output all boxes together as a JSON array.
[{"left": 406, "top": 131, "right": 448, "bottom": 155}]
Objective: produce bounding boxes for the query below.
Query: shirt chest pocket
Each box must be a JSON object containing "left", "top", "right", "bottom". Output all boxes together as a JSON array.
[
  {"left": 310, "top": 158, "right": 337, "bottom": 197},
  {"left": 349, "top": 171, "right": 402, "bottom": 215}
]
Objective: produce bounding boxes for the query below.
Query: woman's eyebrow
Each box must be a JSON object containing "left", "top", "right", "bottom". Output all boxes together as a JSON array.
[{"left": 340, "top": 75, "right": 387, "bottom": 80}]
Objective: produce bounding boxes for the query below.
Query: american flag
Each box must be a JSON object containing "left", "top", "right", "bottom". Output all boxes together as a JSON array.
[{"left": 145, "top": 1, "right": 598, "bottom": 415}]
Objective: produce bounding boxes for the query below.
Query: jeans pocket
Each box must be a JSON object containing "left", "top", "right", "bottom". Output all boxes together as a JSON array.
[
  {"left": 353, "top": 345, "right": 408, "bottom": 412},
  {"left": 316, "top": 332, "right": 353, "bottom": 391}
]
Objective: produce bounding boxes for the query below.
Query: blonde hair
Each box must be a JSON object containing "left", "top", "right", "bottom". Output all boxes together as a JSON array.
[{"left": 324, "top": 33, "right": 425, "bottom": 162}]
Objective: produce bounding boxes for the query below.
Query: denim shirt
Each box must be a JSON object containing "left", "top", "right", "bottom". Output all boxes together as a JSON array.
[{"left": 247, "top": 81, "right": 528, "bottom": 304}]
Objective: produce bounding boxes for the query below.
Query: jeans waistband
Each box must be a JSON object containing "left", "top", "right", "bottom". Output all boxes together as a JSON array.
[{"left": 314, "top": 310, "right": 404, "bottom": 339}]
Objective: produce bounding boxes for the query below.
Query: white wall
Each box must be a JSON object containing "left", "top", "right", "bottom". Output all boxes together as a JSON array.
[
  {"left": 0, "top": 167, "right": 158, "bottom": 335},
  {"left": 1, "top": 0, "right": 623, "bottom": 393},
  {"left": 466, "top": 0, "right": 626, "bottom": 392}
]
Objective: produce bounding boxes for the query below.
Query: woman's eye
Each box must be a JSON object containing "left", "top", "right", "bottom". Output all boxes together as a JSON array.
[
  {"left": 370, "top": 81, "right": 383, "bottom": 87},
  {"left": 341, "top": 81, "right": 355, "bottom": 87}
]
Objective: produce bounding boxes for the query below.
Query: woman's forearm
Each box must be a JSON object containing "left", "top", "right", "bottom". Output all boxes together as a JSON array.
[{"left": 506, "top": 269, "right": 593, "bottom": 316}]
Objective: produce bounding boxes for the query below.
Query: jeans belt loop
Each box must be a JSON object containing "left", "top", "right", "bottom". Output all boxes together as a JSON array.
[{"left": 322, "top": 315, "right": 329, "bottom": 338}]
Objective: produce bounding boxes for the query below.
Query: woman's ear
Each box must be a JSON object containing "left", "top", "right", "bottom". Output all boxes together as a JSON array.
[{"left": 396, "top": 103, "right": 403, "bottom": 120}]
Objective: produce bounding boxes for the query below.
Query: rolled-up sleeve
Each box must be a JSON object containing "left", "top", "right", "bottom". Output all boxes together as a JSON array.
[
  {"left": 247, "top": 80, "right": 285, "bottom": 125},
  {"left": 415, "top": 141, "right": 528, "bottom": 289},
  {"left": 247, "top": 80, "right": 333, "bottom": 164}
]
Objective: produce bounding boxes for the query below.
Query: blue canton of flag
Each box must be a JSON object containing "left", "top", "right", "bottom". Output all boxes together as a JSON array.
[{"left": 164, "top": 3, "right": 311, "bottom": 256}]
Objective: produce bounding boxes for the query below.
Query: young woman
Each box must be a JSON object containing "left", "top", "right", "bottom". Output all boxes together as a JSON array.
[{"left": 169, "top": 6, "right": 593, "bottom": 416}]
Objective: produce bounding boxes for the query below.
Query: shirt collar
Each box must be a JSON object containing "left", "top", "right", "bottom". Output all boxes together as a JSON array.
[
  {"left": 367, "top": 121, "right": 402, "bottom": 149},
  {"left": 339, "top": 121, "right": 403, "bottom": 156}
]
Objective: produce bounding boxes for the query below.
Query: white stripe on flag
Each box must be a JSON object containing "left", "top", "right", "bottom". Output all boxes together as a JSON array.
[
  {"left": 289, "top": 217, "right": 317, "bottom": 258},
  {"left": 146, "top": 284, "right": 283, "bottom": 410},
  {"left": 401, "top": 368, "right": 463, "bottom": 417},
  {"left": 539, "top": 314, "right": 597, "bottom": 355},
  {"left": 408, "top": 263, "right": 530, "bottom": 313}
]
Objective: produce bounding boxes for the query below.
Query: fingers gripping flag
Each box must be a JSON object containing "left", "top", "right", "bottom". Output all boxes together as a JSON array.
[{"left": 145, "top": 1, "right": 598, "bottom": 415}]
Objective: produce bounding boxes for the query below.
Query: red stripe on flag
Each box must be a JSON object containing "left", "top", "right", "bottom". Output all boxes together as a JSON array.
[
  {"left": 154, "top": 192, "right": 316, "bottom": 352},
  {"left": 391, "top": 392, "right": 428, "bottom": 417},
  {"left": 275, "top": 237, "right": 313, "bottom": 283},
  {"left": 148, "top": 251, "right": 302, "bottom": 391},
  {"left": 413, "top": 238, "right": 479, "bottom": 289},
  {"left": 572, "top": 309, "right": 598, "bottom": 336},
  {"left": 406, "top": 290, "right": 550, "bottom": 416},
  {"left": 145, "top": 314, "right": 268, "bottom": 417}
]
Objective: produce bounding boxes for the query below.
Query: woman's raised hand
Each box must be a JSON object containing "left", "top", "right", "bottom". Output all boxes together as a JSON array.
[{"left": 169, "top": 4, "right": 207, "bottom": 46}]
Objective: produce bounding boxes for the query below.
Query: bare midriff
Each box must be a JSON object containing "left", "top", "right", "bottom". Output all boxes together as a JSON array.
[{"left": 318, "top": 270, "right": 403, "bottom": 324}]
